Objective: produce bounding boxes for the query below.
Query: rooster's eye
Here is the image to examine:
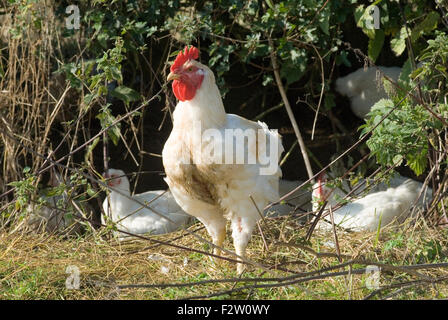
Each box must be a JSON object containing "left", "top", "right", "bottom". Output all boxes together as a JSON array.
[{"left": 187, "top": 67, "right": 193, "bottom": 72}]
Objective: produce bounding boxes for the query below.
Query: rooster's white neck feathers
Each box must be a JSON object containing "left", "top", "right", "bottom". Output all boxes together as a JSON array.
[{"left": 173, "top": 62, "right": 227, "bottom": 128}]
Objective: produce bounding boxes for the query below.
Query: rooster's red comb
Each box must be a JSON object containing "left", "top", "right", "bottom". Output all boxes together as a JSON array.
[{"left": 170, "top": 46, "right": 200, "bottom": 72}]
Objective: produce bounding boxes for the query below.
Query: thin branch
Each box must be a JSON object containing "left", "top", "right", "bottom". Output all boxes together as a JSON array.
[{"left": 267, "top": 36, "right": 314, "bottom": 182}]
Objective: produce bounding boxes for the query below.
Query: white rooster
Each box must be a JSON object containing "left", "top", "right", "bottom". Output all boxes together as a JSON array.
[
  {"left": 312, "top": 173, "right": 432, "bottom": 231},
  {"left": 102, "top": 168, "right": 193, "bottom": 238},
  {"left": 335, "top": 66, "right": 401, "bottom": 118},
  {"left": 162, "top": 46, "right": 283, "bottom": 273}
]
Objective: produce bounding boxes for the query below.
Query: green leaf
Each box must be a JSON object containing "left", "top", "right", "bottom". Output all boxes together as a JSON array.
[
  {"left": 84, "top": 137, "right": 100, "bottom": 164},
  {"left": 280, "top": 61, "right": 305, "bottom": 85},
  {"left": 86, "top": 184, "right": 97, "bottom": 197},
  {"left": 354, "top": 5, "right": 365, "bottom": 27},
  {"left": 264, "top": 0, "right": 275, "bottom": 10},
  {"left": 392, "top": 154, "right": 404, "bottom": 167},
  {"left": 407, "top": 152, "right": 427, "bottom": 176},
  {"left": 318, "top": 5, "right": 330, "bottom": 36},
  {"left": 0, "top": 62, "right": 4, "bottom": 79},
  {"left": 410, "top": 66, "right": 426, "bottom": 80},
  {"left": 111, "top": 85, "right": 141, "bottom": 104},
  {"left": 83, "top": 93, "right": 96, "bottom": 109},
  {"left": 411, "top": 12, "right": 440, "bottom": 43},
  {"left": 107, "top": 66, "right": 123, "bottom": 83},
  {"left": 324, "top": 93, "right": 335, "bottom": 111},
  {"left": 108, "top": 126, "right": 121, "bottom": 146},
  {"left": 435, "top": 64, "right": 447, "bottom": 78},
  {"left": 336, "top": 50, "right": 352, "bottom": 67},
  {"left": 368, "top": 30, "right": 385, "bottom": 62},
  {"left": 354, "top": 5, "right": 376, "bottom": 39},
  {"left": 96, "top": 105, "right": 121, "bottom": 146},
  {"left": 399, "top": 58, "right": 413, "bottom": 84},
  {"left": 390, "top": 27, "right": 408, "bottom": 56}
]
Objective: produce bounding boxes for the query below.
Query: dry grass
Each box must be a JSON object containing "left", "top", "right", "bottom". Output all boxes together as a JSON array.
[{"left": 1, "top": 216, "right": 447, "bottom": 300}]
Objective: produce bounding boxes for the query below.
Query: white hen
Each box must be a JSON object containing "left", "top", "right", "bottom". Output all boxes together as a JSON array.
[
  {"left": 22, "top": 196, "right": 86, "bottom": 235},
  {"left": 20, "top": 170, "right": 89, "bottom": 235},
  {"left": 335, "top": 66, "right": 401, "bottom": 118},
  {"left": 265, "top": 179, "right": 312, "bottom": 217},
  {"left": 102, "top": 168, "right": 193, "bottom": 238},
  {"left": 312, "top": 174, "right": 432, "bottom": 231}
]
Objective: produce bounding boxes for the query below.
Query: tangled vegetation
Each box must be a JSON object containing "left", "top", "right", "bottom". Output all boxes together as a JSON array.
[{"left": 0, "top": 0, "right": 447, "bottom": 300}]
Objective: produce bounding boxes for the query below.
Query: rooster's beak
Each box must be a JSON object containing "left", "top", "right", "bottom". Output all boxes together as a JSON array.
[{"left": 167, "top": 72, "right": 180, "bottom": 81}]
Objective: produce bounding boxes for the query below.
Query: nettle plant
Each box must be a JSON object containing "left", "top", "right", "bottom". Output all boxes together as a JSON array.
[
  {"left": 355, "top": 0, "right": 440, "bottom": 63},
  {"left": 361, "top": 31, "right": 448, "bottom": 177},
  {"left": 7, "top": 167, "right": 41, "bottom": 216}
]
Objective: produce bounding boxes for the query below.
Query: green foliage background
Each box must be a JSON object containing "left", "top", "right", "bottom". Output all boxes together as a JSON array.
[{"left": 0, "top": 0, "right": 447, "bottom": 211}]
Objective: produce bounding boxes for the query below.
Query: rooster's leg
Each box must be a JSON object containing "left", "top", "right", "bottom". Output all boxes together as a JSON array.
[
  {"left": 231, "top": 215, "right": 257, "bottom": 274},
  {"left": 198, "top": 215, "right": 227, "bottom": 257}
]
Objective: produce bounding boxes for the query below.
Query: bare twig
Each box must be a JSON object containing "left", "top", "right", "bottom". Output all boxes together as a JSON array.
[{"left": 268, "top": 36, "right": 314, "bottom": 182}]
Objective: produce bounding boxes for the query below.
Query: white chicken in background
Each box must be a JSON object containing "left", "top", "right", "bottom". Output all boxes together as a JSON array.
[
  {"left": 265, "top": 179, "right": 312, "bottom": 217},
  {"left": 335, "top": 66, "right": 401, "bottom": 118},
  {"left": 21, "top": 195, "right": 86, "bottom": 235},
  {"left": 102, "top": 168, "right": 193, "bottom": 238},
  {"left": 312, "top": 173, "right": 432, "bottom": 232},
  {"left": 19, "top": 170, "right": 89, "bottom": 235},
  {"left": 162, "top": 46, "right": 283, "bottom": 273}
]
